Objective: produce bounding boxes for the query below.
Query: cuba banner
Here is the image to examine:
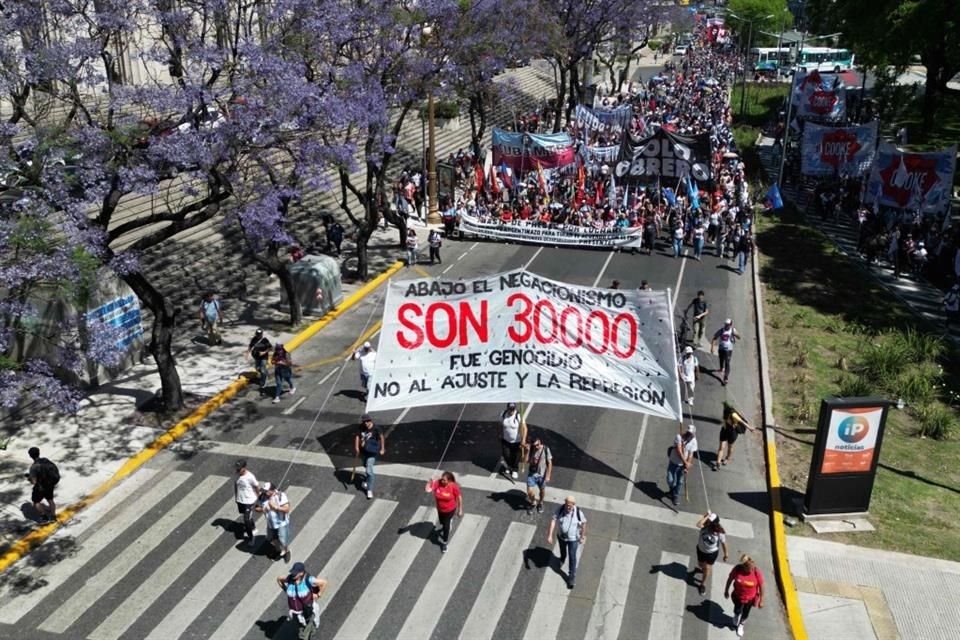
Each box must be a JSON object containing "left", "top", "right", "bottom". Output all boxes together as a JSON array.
[
  {"left": 367, "top": 269, "right": 682, "bottom": 420},
  {"left": 792, "top": 71, "right": 846, "bottom": 120},
  {"left": 491, "top": 128, "right": 576, "bottom": 174},
  {"left": 864, "top": 143, "right": 957, "bottom": 213},
  {"left": 615, "top": 127, "right": 713, "bottom": 186},
  {"left": 801, "top": 121, "right": 878, "bottom": 177},
  {"left": 458, "top": 212, "right": 643, "bottom": 249}
]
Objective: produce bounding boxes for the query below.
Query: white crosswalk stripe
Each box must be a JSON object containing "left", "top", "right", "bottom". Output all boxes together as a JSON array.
[
  {"left": 38, "top": 474, "right": 227, "bottom": 634},
  {"left": 103, "top": 485, "right": 309, "bottom": 640},
  {"left": 646, "top": 551, "right": 691, "bottom": 640},
  {"left": 397, "top": 514, "right": 489, "bottom": 640},
  {"left": 209, "top": 491, "right": 359, "bottom": 640},
  {"left": 334, "top": 505, "right": 432, "bottom": 640},
  {"left": 707, "top": 561, "right": 737, "bottom": 639},
  {"left": 460, "top": 521, "right": 536, "bottom": 640},
  {"left": 584, "top": 541, "right": 639, "bottom": 640},
  {"left": 0, "top": 468, "right": 185, "bottom": 626},
  {"left": 523, "top": 542, "right": 577, "bottom": 640}
]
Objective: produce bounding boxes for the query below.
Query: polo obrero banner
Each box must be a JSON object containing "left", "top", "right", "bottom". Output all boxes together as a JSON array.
[{"left": 367, "top": 269, "right": 682, "bottom": 420}]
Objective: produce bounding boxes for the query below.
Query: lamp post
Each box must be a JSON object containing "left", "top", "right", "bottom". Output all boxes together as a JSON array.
[
  {"left": 422, "top": 25, "right": 441, "bottom": 226},
  {"left": 729, "top": 12, "right": 775, "bottom": 116}
]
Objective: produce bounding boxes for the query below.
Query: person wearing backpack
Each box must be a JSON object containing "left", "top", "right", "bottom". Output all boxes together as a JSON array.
[
  {"left": 272, "top": 343, "right": 296, "bottom": 404},
  {"left": 247, "top": 328, "right": 272, "bottom": 390},
  {"left": 199, "top": 292, "right": 223, "bottom": 345},
  {"left": 27, "top": 447, "right": 59, "bottom": 523},
  {"left": 277, "top": 562, "right": 327, "bottom": 640},
  {"left": 354, "top": 414, "right": 384, "bottom": 500},
  {"left": 725, "top": 554, "right": 765, "bottom": 637},
  {"left": 546, "top": 496, "right": 587, "bottom": 589}
]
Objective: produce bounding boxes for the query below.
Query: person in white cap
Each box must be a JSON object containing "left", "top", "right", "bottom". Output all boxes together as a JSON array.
[
  {"left": 692, "top": 511, "right": 728, "bottom": 596},
  {"left": 678, "top": 346, "right": 700, "bottom": 406},
  {"left": 710, "top": 318, "right": 741, "bottom": 386},
  {"left": 665, "top": 425, "right": 698, "bottom": 507},
  {"left": 352, "top": 341, "right": 377, "bottom": 401}
]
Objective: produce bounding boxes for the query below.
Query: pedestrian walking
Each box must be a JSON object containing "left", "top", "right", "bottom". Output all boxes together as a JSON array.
[
  {"left": 525, "top": 436, "right": 553, "bottom": 514},
  {"left": 735, "top": 229, "right": 754, "bottom": 275},
  {"left": 26, "top": 447, "right": 59, "bottom": 523},
  {"left": 256, "top": 482, "right": 292, "bottom": 562},
  {"left": 424, "top": 471, "right": 463, "bottom": 553},
  {"left": 405, "top": 229, "right": 418, "bottom": 267},
  {"left": 665, "top": 425, "right": 698, "bottom": 507},
  {"left": 546, "top": 496, "right": 587, "bottom": 589},
  {"left": 725, "top": 554, "right": 765, "bottom": 637},
  {"left": 427, "top": 228, "right": 442, "bottom": 264},
  {"left": 327, "top": 221, "right": 344, "bottom": 256},
  {"left": 684, "top": 290, "right": 710, "bottom": 343},
  {"left": 672, "top": 224, "right": 684, "bottom": 257},
  {"left": 692, "top": 512, "right": 728, "bottom": 595},
  {"left": 234, "top": 459, "right": 260, "bottom": 544},
  {"left": 199, "top": 291, "right": 223, "bottom": 345},
  {"left": 278, "top": 562, "right": 327, "bottom": 640},
  {"left": 497, "top": 402, "right": 525, "bottom": 479},
  {"left": 678, "top": 346, "right": 700, "bottom": 406},
  {"left": 354, "top": 414, "right": 384, "bottom": 499},
  {"left": 710, "top": 319, "right": 741, "bottom": 386},
  {"left": 248, "top": 328, "right": 272, "bottom": 390},
  {"left": 693, "top": 222, "right": 705, "bottom": 260},
  {"left": 714, "top": 402, "right": 757, "bottom": 470},
  {"left": 352, "top": 341, "right": 377, "bottom": 401},
  {"left": 272, "top": 343, "right": 296, "bottom": 403}
]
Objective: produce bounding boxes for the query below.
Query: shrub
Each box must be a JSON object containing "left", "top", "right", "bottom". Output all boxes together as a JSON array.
[
  {"left": 895, "top": 364, "right": 940, "bottom": 405},
  {"left": 858, "top": 337, "right": 911, "bottom": 385},
  {"left": 892, "top": 328, "right": 945, "bottom": 364},
  {"left": 648, "top": 39, "right": 662, "bottom": 52},
  {"left": 914, "top": 403, "right": 957, "bottom": 440},
  {"left": 837, "top": 375, "right": 872, "bottom": 398}
]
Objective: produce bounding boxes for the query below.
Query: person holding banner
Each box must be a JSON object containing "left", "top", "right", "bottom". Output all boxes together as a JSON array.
[
  {"left": 525, "top": 437, "right": 553, "bottom": 514},
  {"left": 714, "top": 402, "right": 757, "bottom": 471},
  {"left": 425, "top": 471, "right": 463, "bottom": 554},
  {"left": 666, "top": 425, "right": 698, "bottom": 508},
  {"left": 497, "top": 403, "right": 525, "bottom": 480}
]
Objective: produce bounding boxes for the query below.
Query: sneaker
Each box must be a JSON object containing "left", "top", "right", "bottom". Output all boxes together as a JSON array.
[
  {"left": 737, "top": 623, "right": 744, "bottom": 637},
  {"left": 511, "top": 470, "right": 518, "bottom": 480},
  {"left": 567, "top": 578, "right": 575, "bottom": 589},
  {"left": 252, "top": 528, "right": 259, "bottom": 537},
  {"left": 362, "top": 480, "right": 368, "bottom": 490},
  {"left": 698, "top": 582, "right": 706, "bottom": 596},
  {"left": 272, "top": 397, "right": 280, "bottom": 404},
  {"left": 733, "top": 613, "right": 741, "bottom": 628},
  {"left": 283, "top": 550, "right": 291, "bottom": 563},
  {"left": 672, "top": 498, "right": 680, "bottom": 507},
  {"left": 289, "top": 387, "right": 296, "bottom": 395},
  {"left": 526, "top": 504, "right": 534, "bottom": 515},
  {"left": 688, "top": 397, "right": 694, "bottom": 405},
  {"left": 366, "top": 490, "right": 373, "bottom": 500},
  {"left": 441, "top": 543, "right": 448, "bottom": 553},
  {"left": 536, "top": 503, "right": 544, "bottom": 514}
]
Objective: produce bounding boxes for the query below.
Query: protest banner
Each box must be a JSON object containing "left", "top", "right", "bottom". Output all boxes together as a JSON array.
[
  {"left": 801, "top": 121, "right": 878, "bottom": 176},
  {"left": 864, "top": 143, "right": 957, "bottom": 213},
  {"left": 575, "top": 104, "right": 633, "bottom": 133},
  {"left": 792, "top": 70, "right": 846, "bottom": 121},
  {"left": 367, "top": 269, "right": 682, "bottom": 419},
  {"left": 615, "top": 127, "right": 713, "bottom": 185},
  {"left": 458, "top": 212, "right": 644, "bottom": 249},
  {"left": 491, "top": 128, "right": 576, "bottom": 174}
]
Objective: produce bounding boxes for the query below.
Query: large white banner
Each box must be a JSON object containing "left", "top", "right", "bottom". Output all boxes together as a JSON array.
[
  {"left": 459, "top": 212, "right": 644, "bottom": 249},
  {"left": 367, "top": 269, "right": 682, "bottom": 419}
]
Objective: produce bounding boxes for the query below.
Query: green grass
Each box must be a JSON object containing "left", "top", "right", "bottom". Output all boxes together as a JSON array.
[
  {"left": 757, "top": 207, "right": 960, "bottom": 560},
  {"left": 730, "top": 82, "right": 789, "bottom": 127},
  {"left": 895, "top": 89, "right": 960, "bottom": 152}
]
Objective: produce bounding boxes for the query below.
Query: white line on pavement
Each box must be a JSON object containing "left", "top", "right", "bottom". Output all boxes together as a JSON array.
[
  {"left": 646, "top": 551, "right": 691, "bottom": 640},
  {"left": 281, "top": 396, "right": 306, "bottom": 415},
  {"left": 584, "top": 541, "right": 639, "bottom": 640},
  {"left": 624, "top": 413, "right": 650, "bottom": 502},
  {"left": 707, "top": 561, "right": 736, "bottom": 639},
  {"left": 592, "top": 250, "right": 616, "bottom": 287},
  {"left": 317, "top": 366, "right": 340, "bottom": 386},
  {"left": 523, "top": 246, "right": 544, "bottom": 269},
  {"left": 442, "top": 264, "right": 455, "bottom": 274},
  {"left": 249, "top": 424, "right": 274, "bottom": 446}
]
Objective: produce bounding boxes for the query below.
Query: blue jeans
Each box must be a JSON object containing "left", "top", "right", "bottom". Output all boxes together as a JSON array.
[
  {"left": 693, "top": 237, "right": 704, "bottom": 259},
  {"left": 363, "top": 454, "right": 377, "bottom": 491},
  {"left": 558, "top": 537, "right": 580, "bottom": 580},
  {"left": 254, "top": 357, "right": 269, "bottom": 387},
  {"left": 673, "top": 237, "right": 683, "bottom": 257},
  {"left": 666, "top": 462, "right": 686, "bottom": 503},
  {"left": 407, "top": 248, "right": 417, "bottom": 266},
  {"left": 274, "top": 367, "right": 294, "bottom": 398},
  {"left": 737, "top": 251, "right": 748, "bottom": 274}
]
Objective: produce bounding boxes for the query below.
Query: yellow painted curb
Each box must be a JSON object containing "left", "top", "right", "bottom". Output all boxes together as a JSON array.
[{"left": 0, "top": 259, "right": 405, "bottom": 575}]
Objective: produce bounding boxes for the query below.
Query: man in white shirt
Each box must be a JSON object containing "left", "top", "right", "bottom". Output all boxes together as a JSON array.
[
  {"left": 666, "top": 425, "right": 698, "bottom": 507},
  {"left": 352, "top": 342, "right": 377, "bottom": 401},
  {"left": 679, "top": 346, "right": 700, "bottom": 406},
  {"left": 234, "top": 459, "right": 260, "bottom": 544},
  {"left": 257, "top": 482, "right": 291, "bottom": 562}
]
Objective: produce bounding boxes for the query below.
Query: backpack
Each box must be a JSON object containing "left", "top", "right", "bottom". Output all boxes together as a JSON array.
[
  {"left": 37, "top": 458, "right": 60, "bottom": 486},
  {"left": 556, "top": 505, "right": 584, "bottom": 540}
]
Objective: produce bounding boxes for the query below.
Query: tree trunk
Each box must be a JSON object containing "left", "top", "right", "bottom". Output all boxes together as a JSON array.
[
  {"left": 122, "top": 271, "right": 184, "bottom": 411},
  {"left": 566, "top": 61, "right": 580, "bottom": 124},
  {"left": 356, "top": 225, "right": 372, "bottom": 280},
  {"left": 552, "top": 63, "right": 568, "bottom": 133},
  {"left": 921, "top": 61, "right": 942, "bottom": 135},
  {"left": 276, "top": 263, "right": 301, "bottom": 325}
]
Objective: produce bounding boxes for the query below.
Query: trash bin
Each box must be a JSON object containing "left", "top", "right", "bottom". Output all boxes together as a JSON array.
[{"left": 281, "top": 254, "right": 344, "bottom": 316}]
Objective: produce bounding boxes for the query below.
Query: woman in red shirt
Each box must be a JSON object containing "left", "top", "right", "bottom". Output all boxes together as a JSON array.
[
  {"left": 724, "top": 554, "right": 764, "bottom": 637},
  {"left": 425, "top": 471, "right": 463, "bottom": 553}
]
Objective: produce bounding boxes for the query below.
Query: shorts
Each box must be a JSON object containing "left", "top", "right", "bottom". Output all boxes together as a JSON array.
[
  {"left": 267, "top": 524, "right": 290, "bottom": 547},
  {"left": 719, "top": 426, "right": 739, "bottom": 444},
  {"left": 32, "top": 484, "right": 54, "bottom": 503},
  {"left": 696, "top": 547, "right": 719, "bottom": 565},
  {"left": 526, "top": 474, "right": 546, "bottom": 489},
  {"left": 237, "top": 502, "right": 255, "bottom": 515}
]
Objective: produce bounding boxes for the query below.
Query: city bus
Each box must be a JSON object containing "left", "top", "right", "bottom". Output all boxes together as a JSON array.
[
  {"left": 795, "top": 47, "right": 855, "bottom": 73},
  {"left": 750, "top": 47, "right": 793, "bottom": 76}
]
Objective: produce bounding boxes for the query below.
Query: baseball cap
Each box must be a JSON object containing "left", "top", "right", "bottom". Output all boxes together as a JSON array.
[
  {"left": 235, "top": 459, "right": 247, "bottom": 470},
  {"left": 261, "top": 482, "right": 273, "bottom": 492},
  {"left": 684, "top": 346, "right": 693, "bottom": 354},
  {"left": 255, "top": 328, "right": 263, "bottom": 335},
  {"left": 686, "top": 424, "right": 697, "bottom": 435},
  {"left": 507, "top": 402, "right": 516, "bottom": 409},
  {"left": 361, "top": 414, "right": 373, "bottom": 422},
  {"left": 706, "top": 512, "right": 718, "bottom": 523},
  {"left": 290, "top": 562, "right": 306, "bottom": 575},
  {"left": 363, "top": 341, "right": 372, "bottom": 349},
  {"left": 724, "top": 318, "right": 732, "bottom": 325}
]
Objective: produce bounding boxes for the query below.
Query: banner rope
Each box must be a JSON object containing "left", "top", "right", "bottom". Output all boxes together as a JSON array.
[
  {"left": 275, "top": 287, "right": 385, "bottom": 490},
  {"left": 685, "top": 398, "right": 712, "bottom": 515},
  {"left": 432, "top": 404, "right": 468, "bottom": 478}
]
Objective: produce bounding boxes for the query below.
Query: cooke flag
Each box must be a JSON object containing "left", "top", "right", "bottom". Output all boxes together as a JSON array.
[
  {"left": 368, "top": 269, "right": 682, "bottom": 419},
  {"left": 615, "top": 127, "right": 713, "bottom": 186}
]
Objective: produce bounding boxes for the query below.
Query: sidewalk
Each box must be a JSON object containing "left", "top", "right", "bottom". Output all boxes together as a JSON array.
[{"left": 756, "top": 136, "right": 960, "bottom": 640}]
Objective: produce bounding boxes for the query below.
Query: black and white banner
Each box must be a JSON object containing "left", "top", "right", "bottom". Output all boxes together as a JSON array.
[
  {"left": 459, "top": 212, "right": 643, "bottom": 249},
  {"left": 616, "top": 128, "right": 713, "bottom": 185},
  {"left": 576, "top": 104, "right": 633, "bottom": 133}
]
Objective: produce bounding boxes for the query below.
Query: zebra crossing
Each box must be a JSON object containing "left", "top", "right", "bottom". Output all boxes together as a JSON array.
[{"left": 0, "top": 465, "right": 757, "bottom": 640}]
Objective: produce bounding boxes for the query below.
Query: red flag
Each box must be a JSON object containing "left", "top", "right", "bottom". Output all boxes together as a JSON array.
[
  {"left": 490, "top": 166, "right": 500, "bottom": 196},
  {"left": 475, "top": 163, "right": 484, "bottom": 194},
  {"left": 594, "top": 179, "right": 604, "bottom": 206}
]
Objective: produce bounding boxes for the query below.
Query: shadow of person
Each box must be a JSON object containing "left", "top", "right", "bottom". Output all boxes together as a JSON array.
[
  {"left": 253, "top": 615, "right": 290, "bottom": 639},
  {"left": 523, "top": 546, "right": 554, "bottom": 571},
  {"left": 635, "top": 480, "right": 666, "bottom": 503},
  {"left": 487, "top": 489, "right": 531, "bottom": 512},
  {"left": 397, "top": 519, "right": 435, "bottom": 541},
  {"left": 687, "top": 597, "right": 732, "bottom": 630},
  {"left": 649, "top": 559, "right": 694, "bottom": 586}
]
